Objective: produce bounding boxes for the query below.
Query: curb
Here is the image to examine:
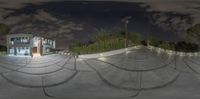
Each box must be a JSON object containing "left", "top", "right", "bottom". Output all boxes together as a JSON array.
[{"left": 78, "top": 46, "right": 142, "bottom": 59}]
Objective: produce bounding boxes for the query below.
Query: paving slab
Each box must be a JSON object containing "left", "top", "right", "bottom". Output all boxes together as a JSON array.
[
  {"left": 44, "top": 72, "right": 138, "bottom": 99},
  {"left": 0, "top": 76, "right": 52, "bottom": 99},
  {"left": 0, "top": 49, "right": 199, "bottom": 99},
  {"left": 43, "top": 68, "right": 76, "bottom": 87},
  {"left": 133, "top": 73, "right": 200, "bottom": 99},
  {"left": 1, "top": 71, "right": 43, "bottom": 87},
  {"left": 18, "top": 65, "right": 62, "bottom": 75}
]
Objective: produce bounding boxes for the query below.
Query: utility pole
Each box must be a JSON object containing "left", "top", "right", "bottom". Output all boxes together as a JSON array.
[{"left": 122, "top": 16, "right": 132, "bottom": 48}]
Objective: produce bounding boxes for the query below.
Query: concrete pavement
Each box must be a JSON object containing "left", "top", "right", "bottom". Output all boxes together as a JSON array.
[{"left": 0, "top": 47, "right": 200, "bottom": 99}]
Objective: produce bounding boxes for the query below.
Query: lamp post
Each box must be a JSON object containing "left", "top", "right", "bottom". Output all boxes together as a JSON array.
[
  {"left": 122, "top": 16, "right": 132, "bottom": 48},
  {"left": 147, "top": 17, "right": 151, "bottom": 46}
]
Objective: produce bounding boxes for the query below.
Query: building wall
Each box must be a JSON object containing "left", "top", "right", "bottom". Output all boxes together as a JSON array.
[
  {"left": 7, "top": 34, "right": 33, "bottom": 56},
  {"left": 42, "top": 38, "right": 56, "bottom": 54},
  {"left": 7, "top": 34, "right": 56, "bottom": 56},
  {"left": 32, "top": 37, "right": 43, "bottom": 55}
]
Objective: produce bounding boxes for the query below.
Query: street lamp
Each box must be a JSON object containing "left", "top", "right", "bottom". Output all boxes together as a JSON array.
[{"left": 122, "top": 16, "right": 132, "bottom": 48}]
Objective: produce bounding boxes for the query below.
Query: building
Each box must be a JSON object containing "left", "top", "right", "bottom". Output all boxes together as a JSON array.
[{"left": 7, "top": 34, "right": 56, "bottom": 56}]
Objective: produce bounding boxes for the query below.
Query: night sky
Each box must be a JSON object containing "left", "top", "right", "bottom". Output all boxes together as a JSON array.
[{"left": 0, "top": 0, "right": 199, "bottom": 48}]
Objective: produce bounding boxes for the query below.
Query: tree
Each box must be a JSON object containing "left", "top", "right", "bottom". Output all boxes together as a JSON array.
[
  {"left": 0, "top": 45, "right": 6, "bottom": 51},
  {"left": 92, "top": 29, "right": 109, "bottom": 42},
  {"left": 129, "top": 32, "right": 141, "bottom": 45},
  {"left": 0, "top": 23, "right": 10, "bottom": 35},
  {"left": 187, "top": 24, "right": 200, "bottom": 44}
]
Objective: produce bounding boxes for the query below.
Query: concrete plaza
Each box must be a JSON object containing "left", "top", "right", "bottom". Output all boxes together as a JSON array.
[{"left": 0, "top": 47, "right": 200, "bottom": 99}]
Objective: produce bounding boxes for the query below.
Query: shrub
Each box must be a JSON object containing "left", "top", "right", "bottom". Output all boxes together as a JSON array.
[
  {"left": 70, "top": 37, "right": 125, "bottom": 54},
  {"left": 158, "top": 41, "right": 175, "bottom": 50},
  {"left": 175, "top": 41, "right": 199, "bottom": 52},
  {"left": 70, "top": 29, "right": 127, "bottom": 54},
  {"left": 129, "top": 32, "right": 141, "bottom": 45}
]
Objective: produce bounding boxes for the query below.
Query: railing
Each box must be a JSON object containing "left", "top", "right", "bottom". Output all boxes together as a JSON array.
[{"left": 147, "top": 45, "right": 200, "bottom": 57}]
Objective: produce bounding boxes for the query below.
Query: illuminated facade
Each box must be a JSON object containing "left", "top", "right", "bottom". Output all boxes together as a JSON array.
[{"left": 7, "top": 34, "right": 56, "bottom": 56}]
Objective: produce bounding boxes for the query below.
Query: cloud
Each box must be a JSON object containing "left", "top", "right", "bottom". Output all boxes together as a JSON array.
[
  {"left": 0, "top": 0, "right": 64, "bottom": 9},
  {"left": 0, "top": 8, "right": 13, "bottom": 23},
  {"left": 34, "top": 9, "right": 58, "bottom": 22},
  {"left": 152, "top": 13, "right": 192, "bottom": 36},
  {"left": 2, "top": 9, "right": 83, "bottom": 39},
  {"left": 0, "top": 0, "right": 199, "bottom": 25},
  {"left": 119, "top": 0, "right": 199, "bottom": 40},
  {"left": 140, "top": 0, "right": 200, "bottom": 24},
  {"left": 92, "top": 0, "right": 200, "bottom": 33},
  {"left": 0, "top": 0, "right": 199, "bottom": 40}
]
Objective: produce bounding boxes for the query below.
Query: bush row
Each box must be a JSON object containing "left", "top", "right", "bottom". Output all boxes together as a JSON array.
[
  {"left": 70, "top": 30, "right": 141, "bottom": 54},
  {"left": 141, "top": 40, "right": 199, "bottom": 52}
]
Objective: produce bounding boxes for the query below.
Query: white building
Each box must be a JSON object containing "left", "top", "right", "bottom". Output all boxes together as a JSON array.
[{"left": 7, "top": 34, "right": 56, "bottom": 56}]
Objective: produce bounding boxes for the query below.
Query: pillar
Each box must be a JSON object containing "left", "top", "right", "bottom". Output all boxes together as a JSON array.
[{"left": 14, "top": 47, "right": 17, "bottom": 56}]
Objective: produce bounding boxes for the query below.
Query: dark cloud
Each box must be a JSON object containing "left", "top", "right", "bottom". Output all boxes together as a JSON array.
[
  {"left": 151, "top": 13, "right": 192, "bottom": 38},
  {"left": 0, "top": 0, "right": 62, "bottom": 9},
  {"left": 139, "top": 0, "right": 200, "bottom": 24},
  {"left": 137, "top": 0, "right": 200, "bottom": 40},
  {"left": 3, "top": 9, "right": 83, "bottom": 39},
  {"left": 0, "top": 0, "right": 199, "bottom": 46},
  {"left": 0, "top": 0, "right": 199, "bottom": 25}
]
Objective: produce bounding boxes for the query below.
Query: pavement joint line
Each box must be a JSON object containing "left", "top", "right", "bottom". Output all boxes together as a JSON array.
[
  {"left": 0, "top": 55, "right": 70, "bottom": 75},
  {"left": 0, "top": 55, "right": 72, "bottom": 75},
  {"left": 92, "top": 58, "right": 174, "bottom": 72},
  {"left": 183, "top": 57, "right": 200, "bottom": 74},
  {"left": 62, "top": 66, "right": 93, "bottom": 72},
  {"left": 176, "top": 70, "right": 200, "bottom": 75},
  {"left": 0, "top": 57, "right": 33, "bottom": 74},
  {"left": 55, "top": 55, "right": 73, "bottom": 68},
  {"left": 26, "top": 55, "right": 66, "bottom": 64},
  {"left": 41, "top": 76, "right": 57, "bottom": 98},
  {"left": 25, "top": 55, "right": 71, "bottom": 68},
  {"left": 56, "top": 55, "right": 92, "bottom": 72},
  {"left": 1, "top": 62, "right": 64, "bottom": 75},
  {"left": 0, "top": 68, "right": 78, "bottom": 88},
  {"left": 59, "top": 59, "right": 139, "bottom": 99},
  {"left": 84, "top": 60, "right": 140, "bottom": 91},
  {"left": 187, "top": 58, "right": 200, "bottom": 66},
  {"left": 38, "top": 55, "right": 84, "bottom": 99},
  {"left": 85, "top": 59, "right": 180, "bottom": 91},
  {"left": 0, "top": 58, "right": 29, "bottom": 67},
  {"left": 0, "top": 50, "right": 199, "bottom": 98},
  {"left": 42, "top": 71, "right": 78, "bottom": 88},
  {"left": 0, "top": 56, "right": 32, "bottom": 65},
  {"left": 27, "top": 56, "right": 69, "bottom": 64},
  {"left": 29, "top": 57, "right": 65, "bottom": 65},
  {"left": 15, "top": 67, "right": 65, "bottom": 75},
  {"left": 0, "top": 54, "right": 79, "bottom": 88}
]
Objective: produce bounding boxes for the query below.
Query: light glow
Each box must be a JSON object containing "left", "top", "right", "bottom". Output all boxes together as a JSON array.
[
  {"left": 156, "top": 48, "right": 161, "bottom": 55},
  {"left": 33, "top": 53, "right": 41, "bottom": 57},
  {"left": 100, "top": 53, "right": 104, "bottom": 57},
  {"left": 125, "top": 51, "right": 131, "bottom": 55},
  {"left": 77, "top": 58, "right": 83, "bottom": 61},
  {"left": 98, "top": 57, "right": 106, "bottom": 61}
]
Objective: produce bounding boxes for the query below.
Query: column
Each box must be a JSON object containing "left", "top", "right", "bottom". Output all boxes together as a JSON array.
[
  {"left": 14, "top": 47, "right": 17, "bottom": 56},
  {"left": 30, "top": 47, "right": 32, "bottom": 57}
]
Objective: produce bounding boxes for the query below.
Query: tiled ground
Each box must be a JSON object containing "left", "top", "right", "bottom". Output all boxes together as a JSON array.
[{"left": 0, "top": 47, "right": 200, "bottom": 99}]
